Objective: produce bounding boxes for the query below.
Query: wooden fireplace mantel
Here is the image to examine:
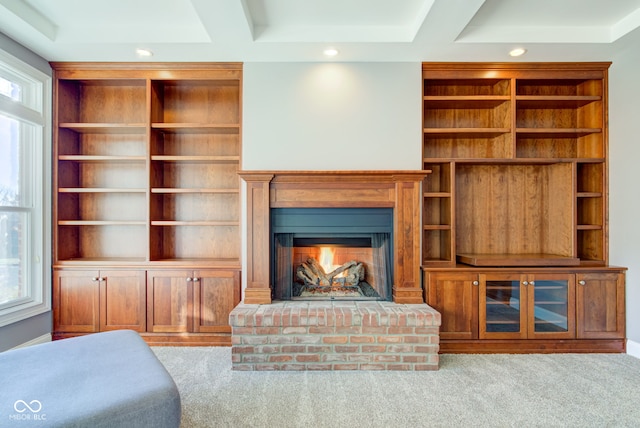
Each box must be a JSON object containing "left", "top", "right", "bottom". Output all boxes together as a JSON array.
[{"left": 239, "top": 170, "right": 430, "bottom": 304}]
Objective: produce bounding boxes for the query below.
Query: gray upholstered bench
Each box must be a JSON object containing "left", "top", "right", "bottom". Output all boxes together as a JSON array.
[{"left": 0, "top": 330, "right": 181, "bottom": 427}]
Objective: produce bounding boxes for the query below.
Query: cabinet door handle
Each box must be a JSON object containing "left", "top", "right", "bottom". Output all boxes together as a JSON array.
[
  {"left": 522, "top": 281, "right": 529, "bottom": 286},
  {"left": 92, "top": 277, "right": 99, "bottom": 282},
  {"left": 529, "top": 281, "right": 535, "bottom": 286},
  {"left": 193, "top": 277, "right": 200, "bottom": 282},
  {"left": 186, "top": 277, "right": 193, "bottom": 282},
  {"left": 472, "top": 280, "right": 479, "bottom": 286},
  {"left": 578, "top": 280, "right": 586, "bottom": 285}
]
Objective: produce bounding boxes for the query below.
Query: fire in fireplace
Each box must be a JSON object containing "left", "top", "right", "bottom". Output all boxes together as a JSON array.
[{"left": 271, "top": 208, "right": 393, "bottom": 301}]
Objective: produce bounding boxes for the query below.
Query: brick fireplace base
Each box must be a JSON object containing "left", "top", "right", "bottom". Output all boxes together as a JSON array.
[{"left": 229, "top": 301, "right": 441, "bottom": 371}]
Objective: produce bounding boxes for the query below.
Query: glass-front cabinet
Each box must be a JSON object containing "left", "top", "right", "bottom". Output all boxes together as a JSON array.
[{"left": 479, "top": 273, "right": 575, "bottom": 339}]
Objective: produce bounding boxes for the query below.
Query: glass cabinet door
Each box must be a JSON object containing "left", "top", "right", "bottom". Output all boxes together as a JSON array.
[
  {"left": 527, "top": 273, "right": 575, "bottom": 339},
  {"left": 479, "top": 273, "right": 527, "bottom": 339}
]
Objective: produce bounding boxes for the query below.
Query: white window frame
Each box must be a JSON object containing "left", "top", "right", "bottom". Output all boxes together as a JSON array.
[{"left": 0, "top": 48, "right": 51, "bottom": 327}]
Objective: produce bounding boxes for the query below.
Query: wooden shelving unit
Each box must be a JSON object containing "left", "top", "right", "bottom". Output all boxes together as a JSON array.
[
  {"left": 51, "top": 63, "right": 242, "bottom": 345},
  {"left": 421, "top": 63, "right": 626, "bottom": 353}
]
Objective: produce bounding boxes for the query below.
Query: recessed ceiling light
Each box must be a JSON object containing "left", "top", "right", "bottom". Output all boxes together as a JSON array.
[
  {"left": 323, "top": 48, "right": 339, "bottom": 57},
  {"left": 136, "top": 48, "right": 153, "bottom": 58},
  {"left": 509, "top": 48, "right": 527, "bottom": 57}
]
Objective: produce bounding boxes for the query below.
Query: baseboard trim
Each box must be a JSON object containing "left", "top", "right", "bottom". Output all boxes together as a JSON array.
[
  {"left": 11, "top": 333, "right": 51, "bottom": 350},
  {"left": 626, "top": 339, "right": 640, "bottom": 359}
]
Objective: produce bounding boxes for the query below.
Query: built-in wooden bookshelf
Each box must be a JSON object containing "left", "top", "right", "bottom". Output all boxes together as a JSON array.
[
  {"left": 421, "top": 63, "right": 625, "bottom": 353},
  {"left": 51, "top": 63, "right": 242, "bottom": 345}
]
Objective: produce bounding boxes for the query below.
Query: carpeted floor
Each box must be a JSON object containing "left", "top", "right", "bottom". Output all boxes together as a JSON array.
[{"left": 152, "top": 347, "right": 640, "bottom": 428}]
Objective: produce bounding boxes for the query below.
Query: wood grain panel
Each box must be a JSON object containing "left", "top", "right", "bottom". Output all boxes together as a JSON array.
[
  {"left": 576, "top": 272, "right": 625, "bottom": 338},
  {"left": 53, "top": 270, "right": 99, "bottom": 333},
  {"left": 193, "top": 270, "right": 241, "bottom": 333},
  {"left": 426, "top": 272, "right": 478, "bottom": 339},
  {"left": 100, "top": 270, "right": 146, "bottom": 331},
  {"left": 146, "top": 270, "right": 193, "bottom": 333}
]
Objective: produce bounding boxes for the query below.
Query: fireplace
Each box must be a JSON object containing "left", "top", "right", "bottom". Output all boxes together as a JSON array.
[
  {"left": 238, "top": 170, "right": 429, "bottom": 304},
  {"left": 271, "top": 208, "right": 393, "bottom": 301},
  {"left": 232, "top": 171, "right": 441, "bottom": 371}
]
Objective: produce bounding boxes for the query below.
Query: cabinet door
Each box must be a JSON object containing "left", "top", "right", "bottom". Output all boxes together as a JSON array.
[
  {"left": 193, "top": 270, "right": 241, "bottom": 333},
  {"left": 99, "top": 270, "right": 146, "bottom": 332},
  {"left": 576, "top": 272, "right": 625, "bottom": 339},
  {"left": 426, "top": 272, "right": 478, "bottom": 340},
  {"left": 479, "top": 273, "right": 527, "bottom": 339},
  {"left": 53, "top": 270, "right": 100, "bottom": 333},
  {"left": 146, "top": 270, "right": 193, "bottom": 333},
  {"left": 527, "top": 273, "right": 575, "bottom": 339}
]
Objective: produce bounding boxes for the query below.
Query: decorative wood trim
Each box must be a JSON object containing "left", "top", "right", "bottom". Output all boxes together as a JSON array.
[
  {"left": 240, "top": 173, "right": 274, "bottom": 304},
  {"left": 239, "top": 170, "right": 430, "bottom": 304}
]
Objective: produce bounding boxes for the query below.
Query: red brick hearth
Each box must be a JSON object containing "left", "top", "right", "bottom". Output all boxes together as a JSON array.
[{"left": 229, "top": 301, "right": 441, "bottom": 371}]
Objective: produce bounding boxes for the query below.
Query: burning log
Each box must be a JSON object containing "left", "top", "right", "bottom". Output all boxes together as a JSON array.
[{"left": 296, "top": 257, "right": 364, "bottom": 287}]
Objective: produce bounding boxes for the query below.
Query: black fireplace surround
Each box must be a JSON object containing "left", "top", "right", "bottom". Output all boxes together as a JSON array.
[{"left": 270, "top": 208, "right": 394, "bottom": 301}]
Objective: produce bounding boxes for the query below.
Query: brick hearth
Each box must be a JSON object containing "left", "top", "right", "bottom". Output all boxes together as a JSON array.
[{"left": 229, "top": 301, "right": 441, "bottom": 371}]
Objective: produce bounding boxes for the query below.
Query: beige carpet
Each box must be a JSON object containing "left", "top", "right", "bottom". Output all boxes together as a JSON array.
[{"left": 152, "top": 347, "right": 640, "bottom": 428}]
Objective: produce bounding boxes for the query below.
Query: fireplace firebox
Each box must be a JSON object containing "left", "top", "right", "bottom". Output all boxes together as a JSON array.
[{"left": 271, "top": 208, "right": 393, "bottom": 301}]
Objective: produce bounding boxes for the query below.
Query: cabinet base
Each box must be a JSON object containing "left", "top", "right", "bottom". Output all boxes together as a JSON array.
[
  {"left": 53, "top": 332, "right": 232, "bottom": 346},
  {"left": 439, "top": 339, "right": 625, "bottom": 353}
]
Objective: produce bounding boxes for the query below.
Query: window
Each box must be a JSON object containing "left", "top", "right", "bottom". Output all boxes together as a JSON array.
[{"left": 0, "top": 48, "right": 51, "bottom": 326}]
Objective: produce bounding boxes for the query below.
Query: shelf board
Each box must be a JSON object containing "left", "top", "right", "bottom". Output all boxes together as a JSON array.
[
  {"left": 422, "top": 259, "right": 455, "bottom": 268},
  {"left": 424, "top": 225, "right": 451, "bottom": 231},
  {"left": 59, "top": 123, "right": 146, "bottom": 134},
  {"left": 516, "top": 95, "right": 601, "bottom": 108},
  {"left": 56, "top": 257, "right": 148, "bottom": 265},
  {"left": 423, "top": 95, "right": 510, "bottom": 109},
  {"left": 151, "top": 221, "right": 239, "bottom": 226},
  {"left": 577, "top": 225, "right": 602, "bottom": 230},
  {"left": 58, "top": 188, "right": 146, "bottom": 193},
  {"left": 457, "top": 253, "right": 581, "bottom": 267},
  {"left": 151, "top": 155, "right": 239, "bottom": 162},
  {"left": 58, "top": 220, "right": 146, "bottom": 226},
  {"left": 151, "top": 123, "right": 240, "bottom": 134},
  {"left": 577, "top": 192, "right": 602, "bottom": 198},
  {"left": 59, "top": 155, "right": 146, "bottom": 162},
  {"left": 424, "top": 192, "right": 451, "bottom": 198},
  {"left": 151, "top": 188, "right": 239, "bottom": 194},
  {"left": 424, "top": 128, "right": 510, "bottom": 138},
  {"left": 516, "top": 128, "right": 601, "bottom": 138},
  {"left": 148, "top": 258, "right": 241, "bottom": 268}
]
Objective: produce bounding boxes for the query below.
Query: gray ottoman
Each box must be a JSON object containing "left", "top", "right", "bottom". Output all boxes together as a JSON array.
[{"left": 0, "top": 330, "right": 181, "bottom": 427}]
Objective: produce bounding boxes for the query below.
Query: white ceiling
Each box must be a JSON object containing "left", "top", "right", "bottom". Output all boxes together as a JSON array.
[{"left": 1, "top": 0, "right": 640, "bottom": 62}]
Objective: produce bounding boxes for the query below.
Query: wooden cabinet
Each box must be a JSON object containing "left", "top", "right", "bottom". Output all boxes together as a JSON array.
[
  {"left": 426, "top": 272, "right": 478, "bottom": 340},
  {"left": 421, "top": 63, "right": 625, "bottom": 353},
  {"left": 53, "top": 269, "right": 146, "bottom": 334},
  {"left": 576, "top": 272, "right": 625, "bottom": 339},
  {"left": 479, "top": 272, "right": 575, "bottom": 340},
  {"left": 425, "top": 268, "right": 624, "bottom": 352},
  {"left": 147, "top": 269, "right": 241, "bottom": 334},
  {"left": 193, "top": 270, "right": 241, "bottom": 333},
  {"left": 51, "top": 63, "right": 243, "bottom": 345}
]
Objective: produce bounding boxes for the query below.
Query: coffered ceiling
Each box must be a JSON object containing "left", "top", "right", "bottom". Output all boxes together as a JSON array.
[{"left": 1, "top": 0, "right": 639, "bottom": 62}]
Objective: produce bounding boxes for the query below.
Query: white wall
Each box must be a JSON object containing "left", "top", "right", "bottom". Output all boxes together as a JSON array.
[
  {"left": 610, "top": 48, "right": 640, "bottom": 355},
  {"left": 243, "top": 62, "right": 422, "bottom": 170}
]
